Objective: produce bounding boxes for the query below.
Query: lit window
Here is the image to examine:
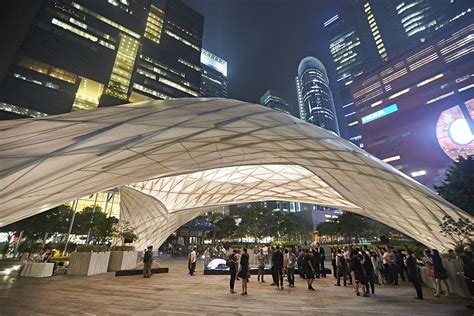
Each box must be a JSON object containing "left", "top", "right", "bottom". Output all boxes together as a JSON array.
[
  {"left": 388, "top": 88, "right": 410, "bottom": 99},
  {"left": 72, "top": 2, "right": 140, "bottom": 39},
  {"left": 73, "top": 77, "right": 104, "bottom": 111},
  {"left": 144, "top": 5, "right": 164, "bottom": 44},
  {"left": 105, "top": 34, "right": 140, "bottom": 100},
  {"left": 417, "top": 73, "right": 444, "bottom": 87},
  {"left": 52, "top": 18, "right": 98, "bottom": 42},
  {"left": 159, "top": 77, "right": 199, "bottom": 96},
  {"left": 348, "top": 120, "right": 359, "bottom": 126},
  {"left": 164, "top": 30, "right": 200, "bottom": 51},
  {"left": 371, "top": 100, "right": 383, "bottom": 107},
  {"left": 382, "top": 155, "right": 401, "bottom": 163},
  {"left": 411, "top": 170, "right": 426, "bottom": 177}
]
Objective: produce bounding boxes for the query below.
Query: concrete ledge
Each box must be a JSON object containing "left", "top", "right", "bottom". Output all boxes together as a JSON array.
[{"left": 115, "top": 267, "right": 169, "bottom": 277}]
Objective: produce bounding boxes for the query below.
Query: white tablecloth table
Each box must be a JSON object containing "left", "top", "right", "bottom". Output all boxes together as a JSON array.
[{"left": 20, "top": 262, "right": 54, "bottom": 277}]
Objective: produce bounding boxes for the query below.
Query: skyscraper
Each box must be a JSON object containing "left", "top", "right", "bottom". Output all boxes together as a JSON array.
[
  {"left": 260, "top": 89, "right": 291, "bottom": 115},
  {"left": 200, "top": 48, "right": 228, "bottom": 98},
  {"left": 350, "top": 20, "right": 473, "bottom": 188},
  {"left": 296, "top": 57, "right": 339, "bottom": 135},
  {"left": 0, "top": 0, "right": 203, "bottom": 119},
  {"left": 324, "top": 0, "right": 472, "bottom": 147}
]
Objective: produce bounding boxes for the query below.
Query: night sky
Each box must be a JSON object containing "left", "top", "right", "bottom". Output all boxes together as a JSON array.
[{"left": 184, "top": 0, "right": 350, "bottom": 110}]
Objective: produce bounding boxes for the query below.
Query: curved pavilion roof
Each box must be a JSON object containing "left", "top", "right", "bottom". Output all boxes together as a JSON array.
[{"left": 0, "top": 98, "right": 471, "bottom": 251}]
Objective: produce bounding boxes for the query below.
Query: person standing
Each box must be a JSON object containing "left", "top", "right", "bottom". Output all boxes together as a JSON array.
[
  {"left": 304, "top": 249, "right": 316, "bottom": 291},
  {"left": 406, "top": 249, "right": 423, "bottom": 300},
  {"left": 362, "top": 251, "right": 375, "bottom": 295},
  {"left": 331, "top": 248, "right": 337, "bottom": 278},
  {"left": 256, "top": 248, "right": 266, "bottom": 282},
  {"left": 189, "top": 246, "right": 197, "bottom": 276},
  {"left": 316, "top": 243, "right": 326, "bottom": 277},
  {"left": 312, "top": 248, "right": 320, "bottom": 279},
  {"left": 143, "top": 245, "right": 153, "bottom": 278},
  {"left": 263, "top": 245, "right": 269, "bottom": 264},
  {"left": 432, "top": 249, "right": 450, "bottom": 297},
  {"left": 287, "top": 249, "right": 297, "bottom": 287},
  {"left": 273, "top": 246, "right": 284, "bottom": 290},
  {"left": 335, "top": 248, "right": 347, "bottom": 286},
  {"left": 351, "top": 250, "right": 367, "bottom": 296},
  {"left": 227, "top": 250, "right": 238, "bottom": 293},
  {"left": 238, "top": 248, "right": 250, "bottom": 295},
  {"left": 203, "top": 246, "right": 211, "bottom": 270},
  {"left": 297, "top": 249, "right": 306, "bottom": 279}
]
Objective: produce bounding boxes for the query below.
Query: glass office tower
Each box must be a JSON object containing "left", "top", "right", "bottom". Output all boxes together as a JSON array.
[
  {"left": 0, "top": 0, "right": 204, "bottom": 119},
  {"left": 324, "top": 0, "right": 472, "bottom": 148},
  {"left": 260, "top": 89, "right": 291, "bottom": 115},
  {"left": 200, "top": 49, "right": 228, "bottom": 98},
  {"left": 296, "top": 57, "right": 339, "bottom": 135}
]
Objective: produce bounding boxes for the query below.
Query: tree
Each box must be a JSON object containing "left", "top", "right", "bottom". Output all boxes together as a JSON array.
[
  {"left": 435, "top": 155, "right": 474, "bottom": 215},
  {"left": 112, "top": 221, "right": 138, "bottom": 245},
  {"left": 237, "top": 205, "right": 274, "bottom": 242},
  {"left": 439, "top": 214, "right": 473, "bottom": 247},
  {"left": 74, "top": 206, "right": 118, "bottom": 243},
  {"left": 0, "top": 205, "right": 74, "bottom": 240}
]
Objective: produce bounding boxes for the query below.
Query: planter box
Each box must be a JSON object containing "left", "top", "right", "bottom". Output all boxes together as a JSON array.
[
  {"left": 108, "top": 251, "right": 138, "bottom": 271},
  {"left": 20, "top": 262, "right": 54, "bottom": 277},
  {"left": 68, "top": 251, "right": 110, "bottom": 276}
]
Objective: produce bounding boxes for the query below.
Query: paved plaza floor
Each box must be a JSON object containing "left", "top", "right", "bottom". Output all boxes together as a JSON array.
[{"left": 0, "top": 259, "right": 472, "bottom": 315}]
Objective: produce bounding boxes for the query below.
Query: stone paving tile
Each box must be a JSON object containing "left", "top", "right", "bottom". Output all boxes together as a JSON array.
[{"left": 0, "top": 259, "right": 472, "bottom": 315}]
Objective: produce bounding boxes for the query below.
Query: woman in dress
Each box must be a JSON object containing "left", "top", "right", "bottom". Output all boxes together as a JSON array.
[
  {"left": 422, "top": 249, "right": 437, "bottom": 291},
  {"left": 238, "top": 248, "right": 250, "bottom": 295},
  {"left": 432, "top": 249, "right": 450, "bottom": 297}
]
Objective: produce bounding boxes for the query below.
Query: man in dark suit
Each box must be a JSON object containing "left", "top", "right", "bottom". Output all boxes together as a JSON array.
[
  {"left": 273, "top": 245, "right": 284, "bottom": 290},
  {"left": 316, "top": 243, "right": 326, "bottom": 277},
  {"left": 406, "top": 249, "right": 423, "bottom": 299}
]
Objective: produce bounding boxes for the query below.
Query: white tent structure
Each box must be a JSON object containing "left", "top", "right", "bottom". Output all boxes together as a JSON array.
[{"left": 0, "top": 98, "right": 471, "bottom": 251}]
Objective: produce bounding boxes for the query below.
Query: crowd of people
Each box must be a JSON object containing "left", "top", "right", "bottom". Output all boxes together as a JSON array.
[{"left": 196, "top": 243, "right": 473, "bottom": 307}]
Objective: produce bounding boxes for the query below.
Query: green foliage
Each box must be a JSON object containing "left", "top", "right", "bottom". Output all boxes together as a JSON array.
[
  {"left": 110, "top": 245, "right": 135, "bottom": 251},
  {"left": 76, "top": 244, "right": 109, "bottom": 252},
  {"left": 237, "top": 205, "right": 275, "bottom": 242},
  {"left": 74, "top": 206, "right": 118, "bottom": 243},
  {"left": 112, "top": 221, "right": 138, "bottom": 245},
  {"left": 317, "top": 212, "right": 394, "bottom": 242},
  {"left": 435, "top": 155, "right": 474, "bottom": 215},
  {"left": 439, "top": 214, "right": 473, "bottom": 246},
  {"left": 208, "top": 213, "right": 238, "bottom": 240},
  {"left": 0, "top": 205, "right": 74, "bottom": 240}
]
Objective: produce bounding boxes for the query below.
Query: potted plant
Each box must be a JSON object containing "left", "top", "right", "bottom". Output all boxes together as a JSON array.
[
  {"left": 108, "top": 221, "right": 139, "bottom": 271},
  {"left": 68, "top": 244, "right": 111, "bottom": 276}
]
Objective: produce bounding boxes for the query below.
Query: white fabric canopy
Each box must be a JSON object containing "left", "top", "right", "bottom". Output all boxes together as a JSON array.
[{"left": 0, "top": 98, "right": 471, "bottom": 251}]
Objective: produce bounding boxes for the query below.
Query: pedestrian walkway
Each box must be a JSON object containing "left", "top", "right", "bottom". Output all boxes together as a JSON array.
[{"left": 0, "top": 259, "right": 471, "bottom": 315}]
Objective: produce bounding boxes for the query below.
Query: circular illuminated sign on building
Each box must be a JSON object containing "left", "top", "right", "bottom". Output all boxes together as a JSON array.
[
  {"left": 436, "top": 100, "right": 474, "bottom": 161},
  {"left": 449, "top": 118, "right": 472, "bottom": 145}
]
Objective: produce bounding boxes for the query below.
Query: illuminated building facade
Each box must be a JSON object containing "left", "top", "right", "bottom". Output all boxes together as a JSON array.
[
  {"left": 260, "top": 89, "right": 291, "bottom": 115},
  {"left": 200, "top": 49, "right": 228, "bottom": 98},
  {"left": 296, "top": 57, "right": 339, "bottom": 135},
  {"left": 324, "top": 0, "right": 472, "bottom": 148},
  {"left": 0, "top": 0, "right": 203, "bottom": 119},
  {"left": 351, "top": 21, "right": 473, "bottom": 188}
]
